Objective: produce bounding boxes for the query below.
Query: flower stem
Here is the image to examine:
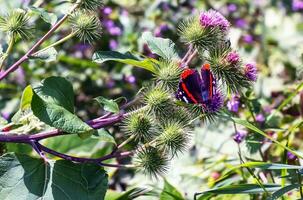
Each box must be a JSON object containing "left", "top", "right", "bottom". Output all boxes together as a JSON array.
[
  {"left": 32, "top": 31, "right": 77, "bottom": 56},
  {"left": 0, "top": 3, "right": 79, "bottom": 80},
  {"left": 183, "top": 49, "right": 198, "bottom": 67},
  {"left": 0, "top": 36, "right": 15, "bottom": 71}
]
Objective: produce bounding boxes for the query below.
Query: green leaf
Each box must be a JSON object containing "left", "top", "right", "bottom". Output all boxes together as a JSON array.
[
  {"left": 200, "top": 184, "right": 281, "bottom": 195},
  {"left": 33, "top": 76, "right": 74, "bottom": 113},
  {"left": 240, "top": 162, "right": 303, "bottom": 170},
  {"left": 0, "top": 153, "right": 108, "bottom": 200},
  {"left": 31, "top": 91, "right": 95, "bottom": 138},
  {"left": 20, "top": 85, "right": 33, "bottom": 110},
  {"left": 269, "top": 184, "right": 302, "bottom": 200},
  {"left": 92, "top": 51, "right": 157, "bottom": 73},
  {"left": 94, "top": 96, "right": 119, "bottom": 114},
  {"left": 29, "top": 6, "right": 57, "bottom": 25},
  {"left": 160, "top": 179, "right": 184, "bottom": 200},
  {"left": 105, "top": 188, "right": 151, "bottom": 200},
  {"left": 92, "top": 129, "right": 116, "bottom": 144},
  {"left": 141, "top": 31, "right": 179, "bottom": 60},
  {"left": 30, "top": 47, "right": 58, "bottom": 62}
]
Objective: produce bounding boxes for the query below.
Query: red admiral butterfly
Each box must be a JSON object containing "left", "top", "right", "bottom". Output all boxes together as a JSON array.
[{"left": 176, "top": 63, "right": 216, "bottom": 106}]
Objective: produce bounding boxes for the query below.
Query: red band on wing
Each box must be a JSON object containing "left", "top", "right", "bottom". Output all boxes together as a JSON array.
[
  {"left": 181, "top": 83, "right": 198, "bottom": 104},
  {"left": 181, "top": 69, "right": 195, "bottom": 79},
  {"left": 203, "top": 63, "right": 210, "bottom": 70}
]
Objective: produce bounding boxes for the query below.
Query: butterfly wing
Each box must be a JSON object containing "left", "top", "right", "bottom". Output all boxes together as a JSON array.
[
  {"left": 176, "top": 69, "right": 204, "bottom": 104},
  {"left": 200, "top": 63, "right": 216, "bottom": 103}
]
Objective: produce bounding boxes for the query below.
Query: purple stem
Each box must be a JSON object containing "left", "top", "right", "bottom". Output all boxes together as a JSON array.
[{"left": 0, "top": 4, "right": 78, "bottom": 80}]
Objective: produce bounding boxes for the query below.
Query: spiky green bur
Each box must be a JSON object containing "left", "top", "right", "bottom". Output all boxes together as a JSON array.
[
  {"left": 144, "top": 87, "right": 173, "bottom": 116},
  {"left": 157, "top": 121, "right": 191, "bottom": 156},
  {"left": 178, "top": 16, "right": 224, "bottom": 51},
  {"left": 0, "top": 9, "right": 33, "bottom": 40},
  {"left": 154, "top": 60, "right": 182, "bottom": 91},
  {"left": 205, "top": 42, "right": 251, "bottom": 93},
  {"left": 135, "top": 146, "right": 169, "bottom": 177},
  {"left": 122, "top": 111, "right": 157, "bottom": 141},
  {"left": 70, "top": 0, "right": 103, "bottom": 11},
  {"left": 69, "top": 11, "right": 102, "bottom": 43}
]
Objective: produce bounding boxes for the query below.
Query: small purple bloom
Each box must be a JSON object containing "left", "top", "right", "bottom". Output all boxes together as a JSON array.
[
  {"left": 1, "top": 112, "right": 10, "bottom": 120},
  {"left": 199, "top": 9, "right": 230, "bottom": 32},
  {"left": 109, "top": 26, "right": 122, "bottom": 36},
  {"left": 154, "top": 24, "right": 169, "bottom": 37},
  {"left": 292, "top": 0, "right": 303, "bottom": 11},
  {"left": 244, "top": 63, "right": 258, "bottom": 82},
  {"left": 233, "top": 129, "right": 247, "bottom": 144},
  {"left": 227, "top": 4, "right": 237, "bottom": 12},
  {"left": 227, "top": 95, "right": 240, "bottom": 113},
  {"left": 103, "top": 7, "right": 113, "bottom": 15},
  {"left": 125, "top": 75, "right": 136, "bottom": 84},
  {"left": 104, "top": 20, "right": 115, "bottom": 29},
  {"left": 256, "top": 113, "right": 265, "bottom": 123},
  {"left": 106, "top": 78, "right": 115, "bottom": 88},
  {"left": 226, "top": 51, "right": 240, "bottom": 65},
  {"left": 243, "top": 34, "right": 254, "bottom": 44},
  {"left": 235, "top": 18, "right": 247, "bottom": 28},
  {"left": 287, "top": 152, "right": 297, "bottom": 161},
  {"left": 205, "top": 90, "right": 224, "bottom": 113},
  {"left": 109, "top": 39, "right": 118, "bottom": 50}
]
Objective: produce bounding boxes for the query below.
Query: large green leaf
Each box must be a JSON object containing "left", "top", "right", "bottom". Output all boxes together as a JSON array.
[
  {"left": 141, "top": 31, "right": 179, "bottom": 60},
  {"left": 0, "top": 153, "right": 108, "bottom": 200},
  {"left": 269, "top": 184, "right": 302, "bottom": 200},
  {"left": 29, "top": 6, "right": 57, "bottom": 25},
  {"left": 31, "top": 91, "right": 95, "bottom": 138},
  {"left": 92, "top": 51, "right": 157, "bottom": 73},
  {"left": 160, "top": 179, "right": 184, "bottom": 200}
]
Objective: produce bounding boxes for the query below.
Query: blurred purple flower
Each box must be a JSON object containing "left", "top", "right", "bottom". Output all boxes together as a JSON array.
[
  {"left": 244, "top": 63, "right": 258, "bottom": 82},
  {"left": 226, "top": 51, "right": 240, "bottom": 65},
  {"left": 227, "top": 4, "right": 237, "bottom": 12},
  {"left": 103, "top": 7, "right": 113, "bottom": 15},
  {"left": 292, "top": 0, "right": 303, "bottom": 11},
  {"left": 199, "top": 9, "right": 230, "bottom": 32},
  {"left": 154, "top": 24, "right": 169, "bottom": 37},
  {"left": 233, "top": 129, "right": 247, "bottom": 144},
  {"left": 256, "top": 113, "right": 265, "bottom": 123},
  {"left": 227, "top": 95, "right": 240, "bottom": 113},
  {"left": 160, "top": 2, "right": 170, "bottom": 11},
  {"left": 106, "top": 78, "right": 115, "bottom": 88},
  {"left": 1, "top": 112, "right": 10, "bottom": 120},
  {"left": 243, "top": 34, "right": 254, "bottom": 44},
  {"left": 125, "top": 75, "right": 136, "bottom": 84},
  {"left": 287, "top": 152, "right": 297, "bottom": 161},
  {"left": 205, "top": 90, "right": 224, "bottom": 113},
  {"left": 109, "top": 27, "right": 122, "bottom": 36},
  {"left": 15, "top": 67, "right": 26, "bottom": 86},
  {"left": 235, "top": 18, "right": 247, "bottom": 28},
  {"left": 104, "top": 20, "right": 115, "bottom": 29},
  {"left": 109, "top": 39, "right": 118, "bottom": 50}
]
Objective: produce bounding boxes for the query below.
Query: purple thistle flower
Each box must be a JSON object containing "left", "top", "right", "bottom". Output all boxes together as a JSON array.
[
  {"left": 235, "top": 18, "right": 247, "bottom": 28},
  {"left": 244, "top": 63, "right": 258, "bottom": 82},
  {"left": 103, "top": 7, "right": 113, "bottom": 15},
  {"left": 109, "top": 39, "right": 118, "bottom": 50},
  {"left": 226, "top": 51, "right": 240, "bottom": 65},
  {"left": 125, "top": 75, "right": 136, "bottom": 84},
  {"left": 227, "top": 4, "right": 237, "bottom": 12},
  {"left": 243, "top": 34, "right": 254, "bottom": 44},
  {"left": 287, "top": 152, "right": 297, "bottom": 161},
  {"left": 199, "top": 9, "right": 230, "bottom": 32},
  {"left": 292, "top": 0, "right": 303, "bottom": 11},
  {"left": 233, "top": 129, "right": 247, "bottom": 144},
  {"left": 227, "top": 95, "right": 240, "bottom": 113},
  {"left": 256, "top": 113, "right": 265, "bottom": 123},
  {"left": 205, "top": 90, "right": 224, "bottom": 113}
]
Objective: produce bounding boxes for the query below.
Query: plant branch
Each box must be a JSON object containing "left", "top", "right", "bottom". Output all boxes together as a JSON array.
[
  {"left": 0, "top": 35, "right": 15, "bottom": 71},
  {"left": 0, "top": 3, "right": 79, "bottom": 80}
]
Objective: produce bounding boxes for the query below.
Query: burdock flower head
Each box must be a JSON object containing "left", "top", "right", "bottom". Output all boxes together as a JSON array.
[
  {"left": 199, "top": 9, "right": 230, "bottom": 32},
  {"left": 226, "top": 51, "right": 240, "bottom": 65},
  {"left": 205, "top": 91, "right": 224, "bottom": 113},
  {"left": 244, "top": 63, "right": 258, "bottom": 82}
]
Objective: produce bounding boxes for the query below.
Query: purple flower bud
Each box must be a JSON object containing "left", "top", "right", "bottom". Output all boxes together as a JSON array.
[
  {"left": 125, "top": 75, "right": 136, "bottom": 84},
  {"left": 103, "top": 7, "right": 113, "bottom": 15},
  {"left": 199, "top": 9, "right": 230, "bottom": 32},
  {"left": 233, "top": 129, "right": 247, "bottom": 143},
  {"left": 227, "top": 4, "right": 237, "bottom": 12},
  {"left": 226, "top": 51, "right": 240, "bottom": 65},
  {"left": 244, "top": 63, "right": 258, "bottom": 82},
  {"left": 205, "top": 90, "right": 224, "bottom": 113},
  {"left": 243, "top": 34, "right": 254, "bottom": 44},
  {"left": 256, "top": 113, "right": 265, "bottom": 123},
  {"left": 109, "top": 39, "right": 118, "bottom": 50},
  {"left": 227, "top": 95, "right": 240, "bottom": 113},
  {"left": 292, "top": 0, "right": 303, "bottom": 11},
  {"left": 235, "top": 18, "right": 247, "bottom": 28},
  {"left": 287, "top": 152, "right": 297, "bottom": 161}
]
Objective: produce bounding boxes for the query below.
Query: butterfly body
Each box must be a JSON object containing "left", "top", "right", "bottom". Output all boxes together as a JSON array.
[{"left": 176, "top": 64, "right": 215, "bottom": 105}]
